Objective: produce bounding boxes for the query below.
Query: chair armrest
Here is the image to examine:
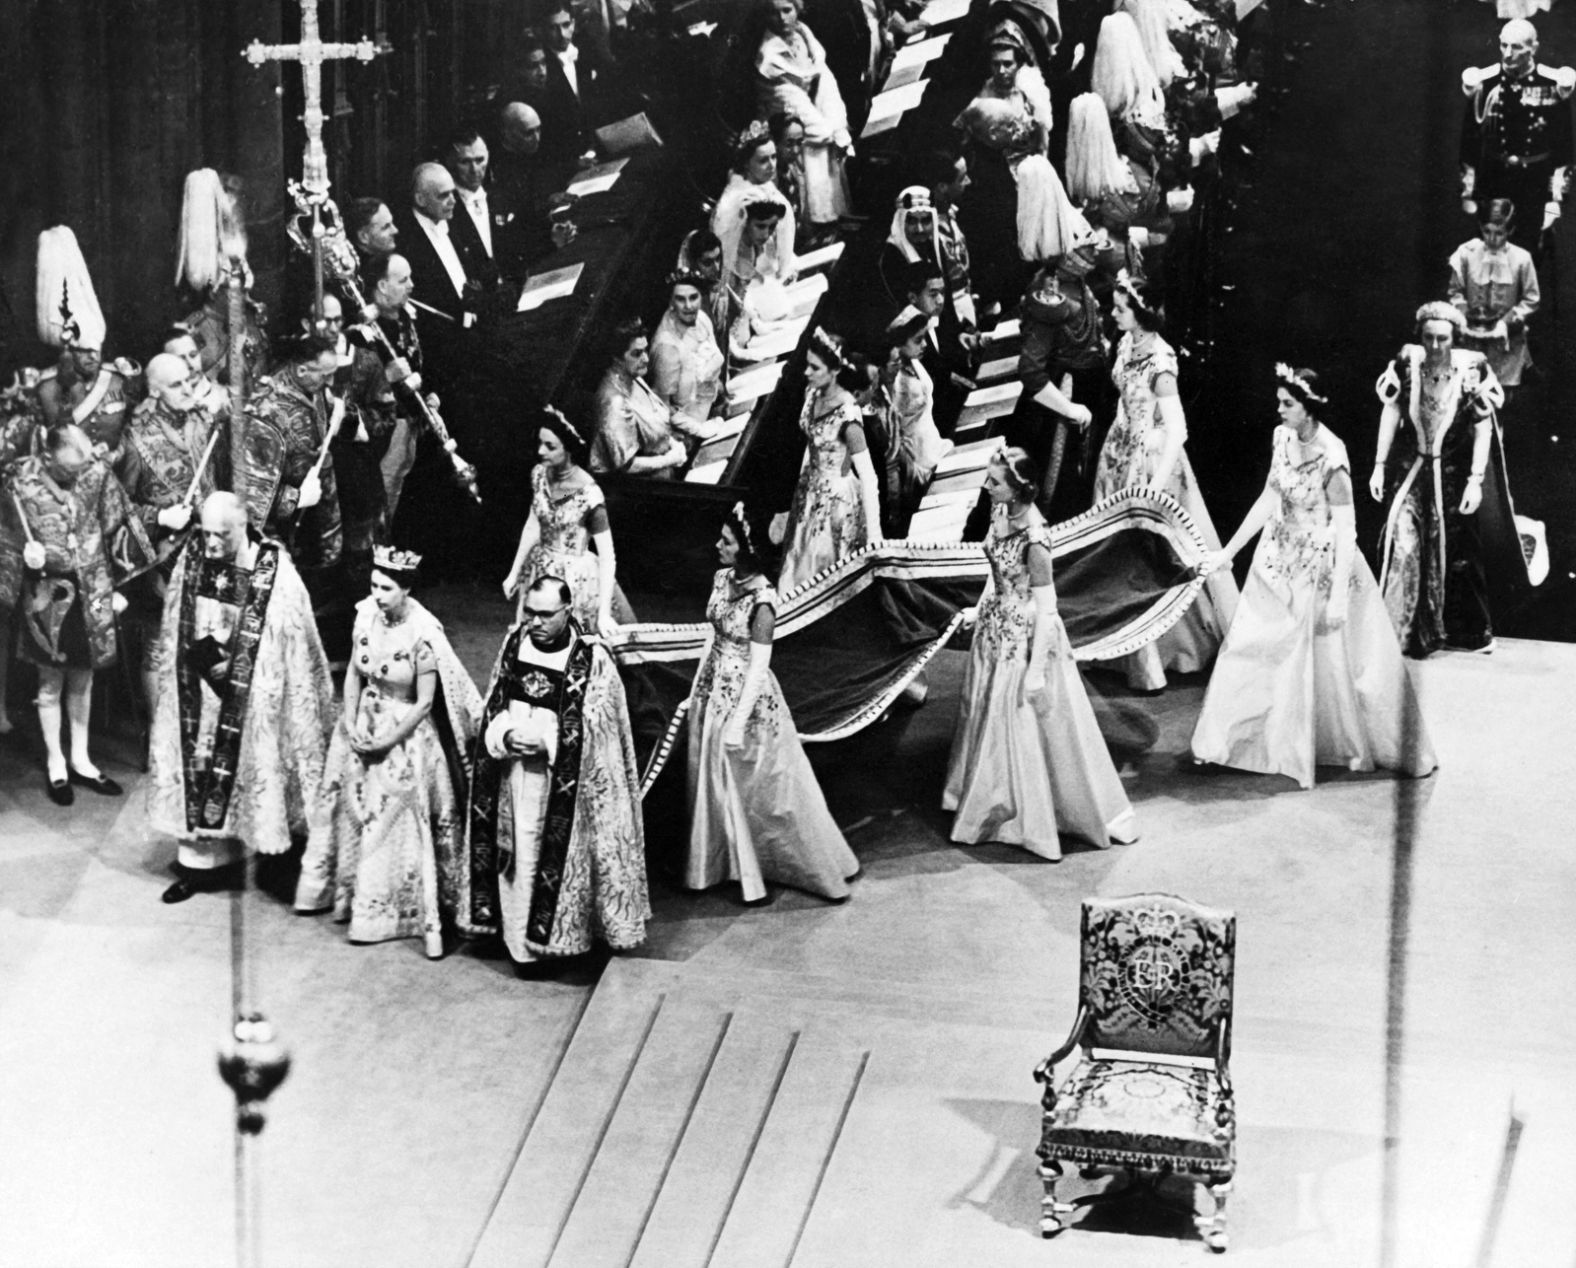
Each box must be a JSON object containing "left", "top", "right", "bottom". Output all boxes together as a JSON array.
[{"left": 1034, "top": 1004, "right": 1089, "bottom": 1084}]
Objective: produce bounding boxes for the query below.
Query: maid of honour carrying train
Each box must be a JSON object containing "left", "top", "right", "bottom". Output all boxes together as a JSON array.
[{"left": 1191, "top": 366, "right": 1437, "bottom": 789}]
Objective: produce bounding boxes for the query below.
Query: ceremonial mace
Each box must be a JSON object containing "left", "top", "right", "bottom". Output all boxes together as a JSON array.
[{"left": 284, "top": 191, "right": 483, "bottom": 504}]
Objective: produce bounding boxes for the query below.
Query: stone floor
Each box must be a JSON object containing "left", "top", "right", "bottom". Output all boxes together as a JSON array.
[{"left": 0, "top": 594, "right": 1570, "bottom": 1267}]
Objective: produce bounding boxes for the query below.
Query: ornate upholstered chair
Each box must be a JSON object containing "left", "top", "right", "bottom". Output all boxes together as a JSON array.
[{"left": 1033, "top": 893, "right": 1237, "bottom": 1251}]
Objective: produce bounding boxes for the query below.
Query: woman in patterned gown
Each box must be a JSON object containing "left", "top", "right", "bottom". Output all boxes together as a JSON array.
[
  {"left": 1192, "top": 368, "right": 1437, "bottom": 788},
  {"left": 944, "top": 447, "right": 1137, "bottom": 857},
  {"left": 685, "top": 504, "right": 860, "bottom": 903},
  {"left": 295, "top": 548, "right": 482, "bottom": 957},
  {"left": 503, "top": 408, "right": 634, "bottom": 633},
  {"left": 1092, "top": 273, "right": 1237, "bottom": 690},
  {"left": 777, "top": 330, "right": 882, "bottom": 593}
]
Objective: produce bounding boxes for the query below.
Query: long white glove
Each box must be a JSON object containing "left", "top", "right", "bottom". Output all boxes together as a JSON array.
[
  {"left": 1148, "top": 395, "right": 1188, "bottom": 494},
  {"left": 1023, "top": 583, "right": 1058, "bottom": 700},
  {"left": 592, "top": 528, "right": 619, "bottom": 632},
  {"left": 851, "top": 446, "right": 883, "bottom": 543},
  {"left": 1323, "top": 503, "right": 1355, "bottom": 631},
  {"left": 724, "top": 640, "right": 772, "bottom": 746}
]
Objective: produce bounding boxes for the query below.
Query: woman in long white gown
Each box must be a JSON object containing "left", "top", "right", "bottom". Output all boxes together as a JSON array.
[
  {"left": 685, "top": 505, "right": 860, "bottom": 903},
  {"left": 945, "top": 447, "right": 1138, "bottom": 858},
  {"left": 777, "top": 330, "right": 883, "bottom": 593},
  {"left": 1191, "top": 368, "right": 1438, "bottom": 789},
  {"left": 1092, "top": 272, "right": 1238, "bottom": 690}
]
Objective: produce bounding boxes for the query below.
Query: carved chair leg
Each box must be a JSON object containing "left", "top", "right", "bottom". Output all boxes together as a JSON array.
[
  {"left": 1038, "top": 1159, "right": 1074, "bottom": 1237},
  {"left": 1199, "top": 1175, "right": 1232, "bottom": 1253}
]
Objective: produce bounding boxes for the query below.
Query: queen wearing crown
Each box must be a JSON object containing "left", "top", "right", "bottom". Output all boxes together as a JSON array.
[
  {"left": 1190, "top": 366, "right": 1437, "bottom": 789},
  {"left": 294, "top": 545, "right": 483, "bottom": 956}
]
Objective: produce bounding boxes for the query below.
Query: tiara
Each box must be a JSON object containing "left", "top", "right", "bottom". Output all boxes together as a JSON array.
[
  {"left": 665, "top": 267, "right": 706, "bottom": 291},
  {"left": 373, "top": 545, "right": 422, "bottom": 573},
  {"left": 1274, "top": 363, "right": 1329, "bottom": 407},
  {"left": 1114, "top": 268, "right": 1147, "bottom": 305},
  {"left": 808, "top": 326, "right": 845, "bottom": 367},
  {"left": 731, "top": 502, "right": 755, "bottom": 556},
  {"left": 734, "top": 119, "right": 772, "bottom": 156},
  {"left": 544, "top": 403, "right": 585, "bottom": 446}
]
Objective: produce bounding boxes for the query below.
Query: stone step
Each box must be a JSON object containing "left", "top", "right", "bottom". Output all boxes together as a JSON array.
[
  {"left": 628, "top": 1015, "right": 802, "bottom": 1268},
  {"left": 467, "top": 989, "right": 666, "bottom": 1268},
  {"left": 548, "top": 999, "right": 733, "bottom": 1268}
]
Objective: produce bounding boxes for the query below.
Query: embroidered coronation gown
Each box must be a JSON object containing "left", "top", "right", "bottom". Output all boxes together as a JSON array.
[
  {"left": 295, "top": 598, "right": 482, "bottom": 955},
  {"left": 944, "top": 505, "right": 1138, "bottom": 857},
  {"left": 685, "top": 571, "right": 860, "bottom": 901},
  {"left": 1093, "top": 332, "right": 1238, "bottom": 689},
  {"left": 778, "top": 394, "right": 871, "bottom": 594},
  {"left": 519, "top": 465, "right": 636, "bottom": 632},
  {"left": 1191, "top": 426, "right": 1437, "bottom": 789}
]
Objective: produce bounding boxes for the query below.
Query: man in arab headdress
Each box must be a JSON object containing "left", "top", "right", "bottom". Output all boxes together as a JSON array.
[{"left": 147, "top": 491, "right": 334, "bottom": 903}]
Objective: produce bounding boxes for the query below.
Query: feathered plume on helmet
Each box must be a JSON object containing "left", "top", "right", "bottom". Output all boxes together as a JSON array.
[
  {"left": 176, "top": 168, "right": 250, "bottom": 294},
  {"left": 35, "top": 226, "right": 106, "bottom": 350}
]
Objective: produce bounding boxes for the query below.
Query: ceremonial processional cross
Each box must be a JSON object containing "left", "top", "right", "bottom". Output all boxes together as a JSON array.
[{"left": 244, "top": 0, "right": 385, "bottom": 319}]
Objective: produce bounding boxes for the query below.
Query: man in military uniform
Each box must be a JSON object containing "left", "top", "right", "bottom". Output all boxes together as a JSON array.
[
  {"left": 36, "top": 342, "right": 141, "bottom": 463},
  {"left": 1461, "top": 18, "right": 1575, "bottom": 259},
  {"left": 232, "top": 333, "right": 343, "bottom": 601}
]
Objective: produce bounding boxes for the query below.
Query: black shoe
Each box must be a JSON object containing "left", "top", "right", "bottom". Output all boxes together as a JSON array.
[
  {"left": 69, "top": 768, "right": 123, "bottom": 797},
  {"left": 161, "top": 877, "right": 198, "bottom": 904},
  {"left": 46, "top": 776, "right": 74, "bottom": 807}
]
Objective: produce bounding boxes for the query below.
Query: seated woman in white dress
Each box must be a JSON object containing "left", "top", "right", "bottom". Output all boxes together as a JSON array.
[
  {"left": 1092, "top": 271, "right": 1237, "bottom": 690},
  {"left": 502, "top": 407, "right": 635, "bottom": 633},
  {"left": 588, "top": 318, "right": 689, "bottom": 479},
  {"left": 945, "top": 447, "right": 1138, "bottom": 857},
  {"left": 685, "top": 503, "right": 861, "bottom": 903},
  {"left": 711, "top": 119, "right": 797, "bottom": 280},
  {"left": 1191, "top": 367, "right": 1438, "bottom": 789}
]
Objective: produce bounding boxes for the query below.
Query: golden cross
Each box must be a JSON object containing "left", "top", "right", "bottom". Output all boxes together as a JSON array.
[{"left": 243, "top": 0, "right": 381, "bottom": 197}]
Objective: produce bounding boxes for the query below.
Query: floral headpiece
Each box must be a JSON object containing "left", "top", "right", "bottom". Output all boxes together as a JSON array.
[
  {"left": 734, "top": 119, "right": 773, "bottom": 160},
  {"left": 373, "top": 545, "right": 422, "bottom": 574},
  {"left": 1274, "top": 363, "right": 1328, "bottom": 408}
]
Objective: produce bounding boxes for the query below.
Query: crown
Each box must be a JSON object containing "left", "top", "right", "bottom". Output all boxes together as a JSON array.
[
  {"left": 373, "top": 546, "right": 422, "bottom": 573},
  {"left": 1274, "top": 363, "right": 1329, "bottom": 408}
]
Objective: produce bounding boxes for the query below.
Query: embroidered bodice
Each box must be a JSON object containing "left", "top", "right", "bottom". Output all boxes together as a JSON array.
[
  {"left": 1257, "top": 425, "right": 1350, "bottom": 595},
  {"left": 974, "top": 505, "right": 1053, "bottom": 662},
  {"left": 800, "top": 392, "right": 861, "bottom": 480},
  {"left": 531, "top": 466, "right": 605, "bottom": 560},
  {"left": 352, "top": 603, "right": 435, "bottom": 707},
  {"left": 1102, "top": 333, "right": 1182, "bottom": 488},
  {"left": 694, "top": 569, "right": 784, "bottom": 732}
]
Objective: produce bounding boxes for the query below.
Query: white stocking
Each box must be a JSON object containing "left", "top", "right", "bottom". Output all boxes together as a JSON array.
[
  {"left": 65, "top": 667, "right": 97, "bottom": 777},
  {"left": 36, "top": 666, "right": 66, "bottom": 780}
]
